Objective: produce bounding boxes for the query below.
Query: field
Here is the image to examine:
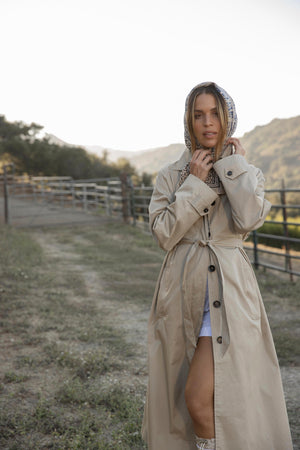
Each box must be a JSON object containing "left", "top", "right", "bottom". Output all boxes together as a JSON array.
[{"left": 0, "top": 221, "right": 299, "bottom": 449}]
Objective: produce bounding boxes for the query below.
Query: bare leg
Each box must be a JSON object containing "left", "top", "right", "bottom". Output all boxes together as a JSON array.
[{"left": 185, "top": 337, "right": 215, "bottom": 439}]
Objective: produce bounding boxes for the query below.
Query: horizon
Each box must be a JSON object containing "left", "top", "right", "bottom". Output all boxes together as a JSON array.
[
  {"left": 45, "top": 113, "right": 299, "bottom": 153},
  {"left": 1, "top": 0, "right": 299, "bottom": 151}
]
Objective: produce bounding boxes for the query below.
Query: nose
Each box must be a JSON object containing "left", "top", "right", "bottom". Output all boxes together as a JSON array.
[{"left": 204, "top": 114, "right": 212, "bottom": 126}]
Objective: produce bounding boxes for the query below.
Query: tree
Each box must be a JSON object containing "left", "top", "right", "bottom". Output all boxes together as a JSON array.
[
  {"left": 113, "top": 157, "right": 137, "bottom": 177},
  {"left": 0, "top": 116, "right": 153, "bottom": 183},
  {"left": 0, "top": 115, "right": 42, "bottom": 141}
]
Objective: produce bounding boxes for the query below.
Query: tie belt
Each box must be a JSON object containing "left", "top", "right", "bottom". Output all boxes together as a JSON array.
[
  {"left": 177, "top": 237, "right": 243, "bottom": 248},
  {"left": 178, "top": 236, "right": 243, "bottom": 362}
]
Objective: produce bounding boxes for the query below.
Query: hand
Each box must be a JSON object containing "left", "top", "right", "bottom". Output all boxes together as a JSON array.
[
  {"left": 225, "top": 138, "right": 246, "bottom": 156},
  {"left": 190, "top": 149, "right": 214, "bottom": 181}
]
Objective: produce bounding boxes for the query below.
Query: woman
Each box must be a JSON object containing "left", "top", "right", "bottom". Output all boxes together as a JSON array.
[{"left": 142, "top": 82, "right": 293, "bottom": 450}]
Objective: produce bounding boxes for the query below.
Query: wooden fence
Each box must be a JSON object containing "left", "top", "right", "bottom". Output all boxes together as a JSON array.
[
  {"left": 129, "top": 183, "right": 300, "bottom": 279},
  {"left": 2, "top": 173, "right": 300, "bottom": 279},
  {"left": 5, "top": 175, "right": 124, "bottom": 217},
  {"left": 246, "top": 186, "right": 300, "bottom": 280}
]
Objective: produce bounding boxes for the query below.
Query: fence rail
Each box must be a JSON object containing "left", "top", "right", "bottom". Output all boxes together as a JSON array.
[
  {"left": 245, "top": 184, "right": 300, "bottom": 280},
  {"left": 1, "top": 172, "right": 300, "bottom": 279}
]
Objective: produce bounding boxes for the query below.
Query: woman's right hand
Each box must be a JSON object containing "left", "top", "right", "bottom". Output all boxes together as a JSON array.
[{"left": 190, "top": 149, "right": 214, "bottom": 181}]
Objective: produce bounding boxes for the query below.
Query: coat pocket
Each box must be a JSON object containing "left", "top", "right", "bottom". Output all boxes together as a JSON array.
[
  {"left": 237, "top": 248, "right": 261, "bottom": 320},
  {"left": 224, "top": 165, "right": 247, "bottom": 180},
  {"left": 154, "top": 246, "right": 178, "bottom": 317}
]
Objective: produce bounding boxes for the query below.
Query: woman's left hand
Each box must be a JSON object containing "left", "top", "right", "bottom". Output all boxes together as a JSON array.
[{"left": 226, "top": 138, "right": 246, "bottom": 156}]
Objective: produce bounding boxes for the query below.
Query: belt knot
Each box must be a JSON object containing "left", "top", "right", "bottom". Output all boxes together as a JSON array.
[{"left": 197, "top": 240, "right": 210, "bottom": 247}]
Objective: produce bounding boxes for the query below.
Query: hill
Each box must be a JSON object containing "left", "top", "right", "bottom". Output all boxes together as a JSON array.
[
  {"left": 240, "top": 116, "right": 300, "bottom": 188},
  {"left": 44, "top": 116, "right": 300, "bottom": 188},
  {"left": 127, "top": 143, "right": 186, "bottom": 174},
  {"left": 122, "top": 116, "right": 299, "bottom": 188}
]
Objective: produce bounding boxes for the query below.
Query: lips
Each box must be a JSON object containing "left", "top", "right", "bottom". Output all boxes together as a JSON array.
[{"left": 203, "top": 132, "right": 217, "bottom": 138}]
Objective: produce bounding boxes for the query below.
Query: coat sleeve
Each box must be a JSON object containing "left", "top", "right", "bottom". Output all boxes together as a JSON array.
[
  {"left": 214, "top": 154, "right": 272, "bottom": 233},
  {"left": 149, "top": 167, "right": 218, "bottom": 251}
]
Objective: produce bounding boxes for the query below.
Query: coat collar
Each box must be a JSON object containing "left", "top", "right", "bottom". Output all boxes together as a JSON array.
[
  {"left": 170, "top": 144, "right": 234, "bottom": 172},
  {"left": 169, "top": 146, "right": 230, "bottom": 195},
  {"left": 169, "top": 148, "right": 191, "bottom": 171}
]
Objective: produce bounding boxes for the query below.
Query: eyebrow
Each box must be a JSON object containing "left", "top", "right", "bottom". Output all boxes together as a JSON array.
[{"left": 194, "top": 107, "right": 218, "bottom": 113}]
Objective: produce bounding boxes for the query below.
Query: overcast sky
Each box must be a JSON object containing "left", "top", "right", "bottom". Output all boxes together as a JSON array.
[{"left": 1, "top": 0, "right": 299, "bottom": 151}]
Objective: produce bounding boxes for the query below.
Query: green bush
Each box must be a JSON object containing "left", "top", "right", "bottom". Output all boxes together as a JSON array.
[{"left": 249, "top": 222, "right": 300, "bottom": 251}]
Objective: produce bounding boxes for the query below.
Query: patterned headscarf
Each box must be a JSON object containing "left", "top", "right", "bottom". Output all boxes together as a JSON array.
[{"left": 179, "top": 82, "right": 238, "bottom": 191}]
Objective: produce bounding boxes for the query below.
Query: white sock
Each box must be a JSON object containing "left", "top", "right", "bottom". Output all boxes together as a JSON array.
[{"left": 195, "top": 436, "right": 216, "bottom": 450}]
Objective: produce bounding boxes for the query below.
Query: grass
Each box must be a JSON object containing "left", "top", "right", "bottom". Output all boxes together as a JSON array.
[
  {"left": 57, "top": 222, "right": 165, "bottom": 305},
  {"left": 0, "top": 222, "right": 299, "bottom": 448},
  {"left": 0, "top": 224, "right": 149, "bottom": 449}
]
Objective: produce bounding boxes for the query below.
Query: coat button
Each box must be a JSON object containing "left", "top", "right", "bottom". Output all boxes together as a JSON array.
[
  {"left": 227, "top": 170, "right": 233, "bottom": 176},
  {"left": 213, "top": 300, "right": 221, "bottom": 308},
  {"left": 211, "top": 201, "right": 216, "bottom": 206},
  {"left": 208, "top": 265, "right": 215, "bottom": 272},
  {"left": 217, "top": 336, "right": 223, "bottom": 344},
  {"left": 203, "top": 208, "right": 209, "bottom": 213}
]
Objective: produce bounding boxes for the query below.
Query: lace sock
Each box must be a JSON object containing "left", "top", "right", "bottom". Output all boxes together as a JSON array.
[{"left": 195, "top": 435, "right": 216, "bottom": 450}]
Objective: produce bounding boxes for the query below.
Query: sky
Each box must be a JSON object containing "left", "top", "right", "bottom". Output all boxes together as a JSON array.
[{"left": 1, "top": 0, "right": 300, "bottom": 151}]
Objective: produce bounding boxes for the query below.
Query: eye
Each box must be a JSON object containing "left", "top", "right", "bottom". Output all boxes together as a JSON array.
[{"left": 194, "top": 114, "right": 202, "bottom": 119}]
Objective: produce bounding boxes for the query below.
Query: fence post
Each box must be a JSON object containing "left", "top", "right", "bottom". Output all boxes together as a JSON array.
[
  {"left": 83, "top": 186, "right": 87, "bottom": 212},
  {"left": 252, "top": 230, "right": 259, "bottom": 269},
  {"left": 3, "top": 165, "right": 10, "bottom": 225},
  {"left": 71, "top": 181, "right": 75, "bottom": 209},
  {"left": 120, "top": 173, "right": 130, "bottom": 223},
  {"left": 32, "top": 177, "right": 37, "bottom": 202},
  {"left": 94, "top": 183, "right": 97, "bottom": 210},
  {"left": 40, "top": 179, "right": 44, "bottom": 202},
  {"left": 127, "top": 176, "right": 136, "bottom": 226},
  {"left": 106, "top": 182, "right": 112, "bottom": 216},
  {"left": 281, "top": 180, "right": 293, "bottom": 282},
  {"left": 141, "top": 183, "right": 148, "bottom": 223},
  {"left": 60, "top": 180, "right": 64, "bottom": 207}
]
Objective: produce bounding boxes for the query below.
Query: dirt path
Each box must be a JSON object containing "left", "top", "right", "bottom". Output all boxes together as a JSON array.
[
  {"left": 32, "top": 229, "right": 149, "bottom": 383},
  {"left": 0, "top": 222, "right": 299, "bottom": 448},
  {"left": 32, "top": 228, "right": 300, "bottom": 449}
]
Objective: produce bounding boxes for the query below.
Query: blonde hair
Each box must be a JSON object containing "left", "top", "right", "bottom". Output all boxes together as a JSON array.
[{"left": 185, "top": 83, "right": 228, "bottom": 161}]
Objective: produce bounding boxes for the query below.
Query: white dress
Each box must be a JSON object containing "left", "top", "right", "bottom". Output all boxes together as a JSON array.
[{"left": 199, "top": 279, "right": 212, "bottom": 337}]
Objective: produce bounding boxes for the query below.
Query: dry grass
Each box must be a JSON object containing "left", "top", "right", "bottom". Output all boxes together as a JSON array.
[{"left": 0, "top": 222, "right": 298, "bottom": 449}]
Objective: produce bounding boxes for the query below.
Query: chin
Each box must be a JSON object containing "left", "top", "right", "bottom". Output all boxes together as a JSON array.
[{"left": 202, "top": 143, "right": 216, "bottom": 149}]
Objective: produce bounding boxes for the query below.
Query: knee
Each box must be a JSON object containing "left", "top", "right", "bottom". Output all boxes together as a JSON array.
[{"left": 185, "top": 384, "right": 212, "bottom": 426}]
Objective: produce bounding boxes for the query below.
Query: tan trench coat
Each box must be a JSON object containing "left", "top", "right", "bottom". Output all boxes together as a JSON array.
[{"left": 142, "top": 149, "right": 293, "bottom": 450}]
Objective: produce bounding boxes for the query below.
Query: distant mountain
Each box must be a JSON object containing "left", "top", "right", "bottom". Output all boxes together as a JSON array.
[
  {"left": 44, "top": 133, "right": 74, "bottom": 147},
  {"left": 128, "top": 143, "right": 186, "bottom": 174},
  {"left": 84, "top": 143, "right": 185, "bottom": 174},
  {"left": 240, "top": 116, "right": 300, "bottom": 188},
  {"left": 83, "top": 145, "right": 149, "bottom": 162},
  {"left": 83, "top": 144, "right": 105, "bottom": 156},
  {"left": 124, "top": 116, "right": 300, "bottom": 188},
  {"left": 47, "top": 116, "right": 300, "bottom": 188}
]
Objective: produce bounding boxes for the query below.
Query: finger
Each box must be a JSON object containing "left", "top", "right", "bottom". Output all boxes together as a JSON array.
[
  {"left": 226, "top": 139, "right": 237, "bottom": 152},
  {"left": 226, "top": 138, "right": 245, "bottom": 155},
  {"left": 203, "top": 153, "right": 213, "bottom": 162},
  {"left": 191, "top": 150, "right": 208, "bottom": 163},
  {"left": 199, "top": 150, "right": 212, "bottom": 161},
  {"left": 191, "top": 149, "right": 202, "bottom": 162}
]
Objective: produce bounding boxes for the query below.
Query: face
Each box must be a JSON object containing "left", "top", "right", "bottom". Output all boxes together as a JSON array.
[{"left": 192, "top": 93, "right": 221, "bottom": 149}]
